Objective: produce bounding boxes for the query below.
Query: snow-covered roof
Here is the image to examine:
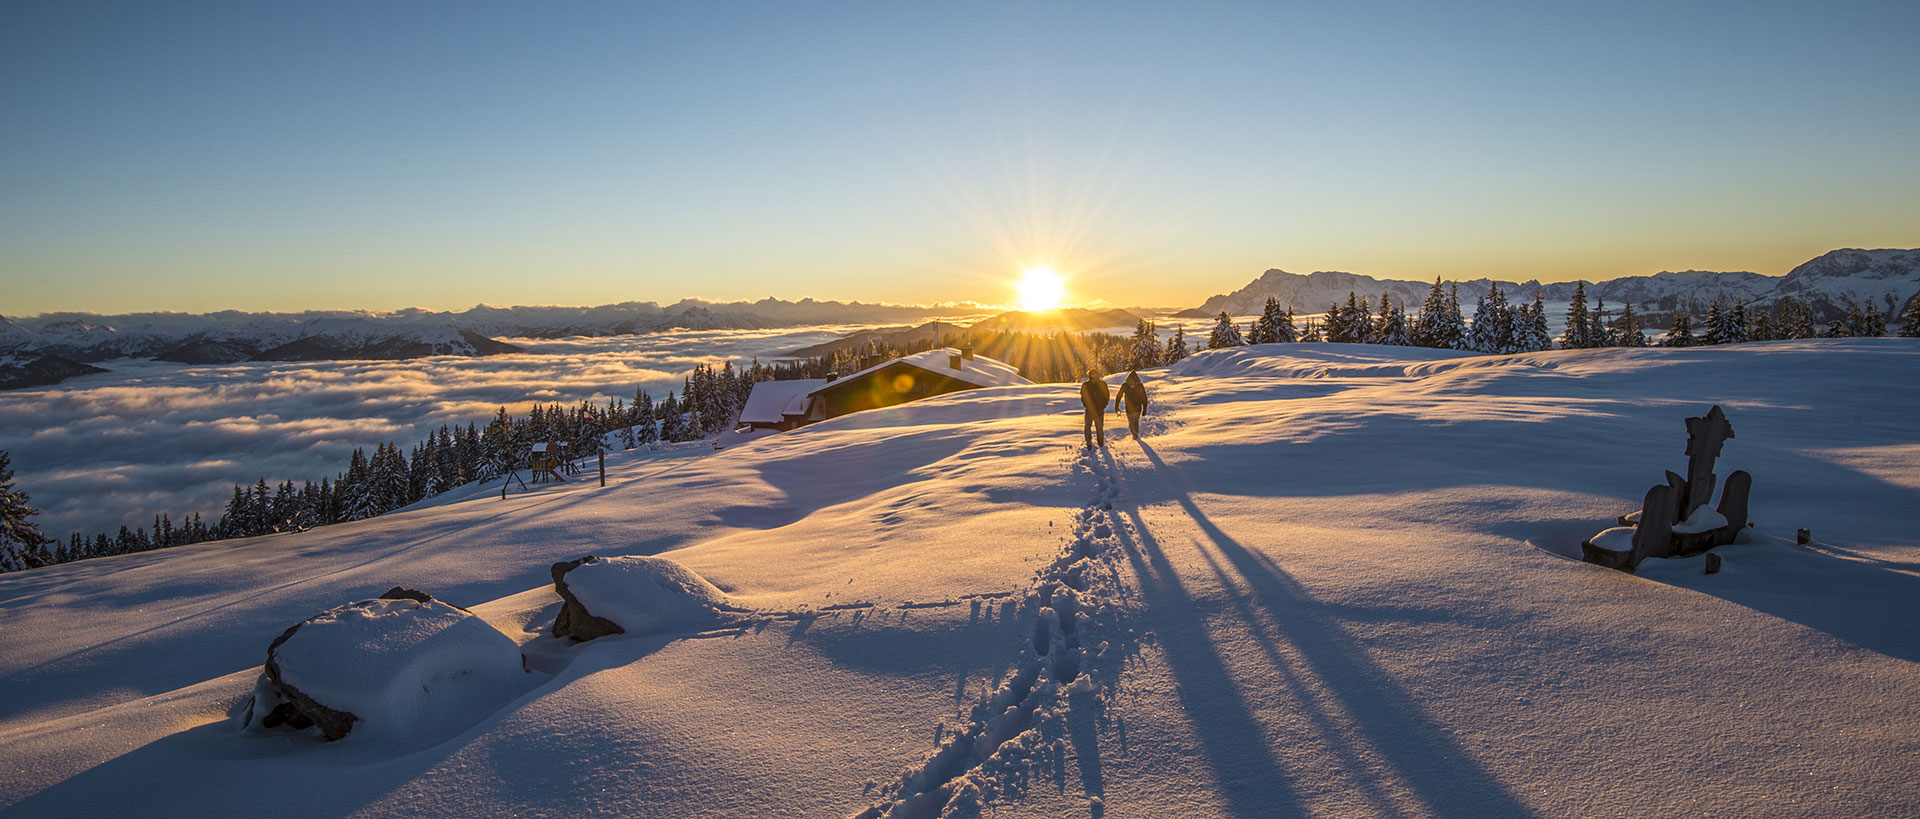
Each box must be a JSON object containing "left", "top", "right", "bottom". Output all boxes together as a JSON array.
[
  {"left": 739, "top": 379, "right": 828, "bottom": 423},
  {"left": 813, "top": 348, "right": 1030, "bottom": 394}
]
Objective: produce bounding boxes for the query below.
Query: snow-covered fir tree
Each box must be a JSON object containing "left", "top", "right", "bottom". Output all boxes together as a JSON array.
[
  {"left": 1320, "top": 303, "right": 1343, "bottom": 343},
  {"left": 1414, "top": 282, "right": 1467, "bottom": 350},
  {"left": 1702, "top": 299, "right": 1732, "bottom": 345},
  {"left": 1469, "top": 286, "right": 1516, "bottom": 353},
  {"left": 1900, "top": 293, "right": 1920, "bottom": 337},
  {"left": 1614, "top": 301, "right": 1648, "bottom": 347},
  {"left": 1300, "top": 317, "right": 1323, "bottom": 342},
  {"left": 1561, "top": 281, "right": 1591, "bottom": 349},
  {"left": 1776, "top": 297, "right": 1816, "bottom": 340},
  {"left": 1207, "top": 311, "right": 1243, "bottom": 349},
  {"left": 1725, "top": 300, "right": 1750, "bottom": 344},
  {"left": 657, "top": 393, "right": 686, "bottom": 442},
  {"left": 1744, "top": 302, "right": 1776, "bottom": 342},
  {"left": 1589, "top": 299, "right": 1614, "bottom": 348},
  {"left": 1665, "top": 309, "right": 1697, "bottom": 347},
  {"left": 0, "top": 452, "right": 49, "bottom": 572},
  {"left": 1254, "top": 297, "right": 1287, "bottom": 344},
  {"left": 1163, "top": 326, "right": 1189, "bottom": 364},
  {"left": 1862, "top": 301, "right": 1887, "bottom": 337},
  {"left": 1517, "top": 294, "right": 1553, "bottom": 352},
  {"left": 1274, "top": 307, "right": 1297, "bottom": 344},
  {"left": 1377, "top": 296, "right": 1412, "bottom": 346},
  {"left": 633, "top": 389, "right": 658, "bottom": 449},
  {"left": 1128, "top": 319, "right": 1162, "bottom": 367}
]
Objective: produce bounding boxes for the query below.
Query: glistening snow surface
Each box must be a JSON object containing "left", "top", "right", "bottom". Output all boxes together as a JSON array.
[{"left": 1, "top": 339, "right": 1917, "bottom": 817}]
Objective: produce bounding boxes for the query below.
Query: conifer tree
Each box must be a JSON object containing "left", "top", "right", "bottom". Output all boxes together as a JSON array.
[
  {"left": 0, "top": 452, "right": 49, "bottom": 573},
  {"left": 1256, "top": 297, "right": 1287, "bottom": 344},
  {"left": 1589, "top": 298, "right": 1614, "bottom": 348},
  {"left": 1411, "top": 277, "right": 1445, "bottom": 347},
  {"left": 1665, "top": 309, "right": 1697, "bottom": 347},
  {"left": 1274, "top": 307, "right": 1297, "bottom": 343},
  {"left": 1863, "top": 301, "right": 1887, "bottom": 337},
  {"left": 1725, "top": 300, "right": 1750, "bottom": 344},
  {"left": 1703, "top": 298, "right": 1731, "bottom": 345},
  {"left": 1468, "top": 293, "right": 1495, "bottom": 353},
  {"left": 1614, "top": 301, "right": 1647, "bottom": 347},
  {"left": 1129, "top": 319, "right": 1162, "bottom": 367},
  {"left": 1378, "top": 297, "right": 1411, "bottom": 346},
  {"left": 1320, "top": 303, "right": 1343, "bottom": 343},
  {"left": 1207, "top": 311, "right": 1242, "bottom": 349},
  {"left": 1300, "top": 317, "right": 1323, "bottom": 342},
  {"left": 1745, "top": 302, "right": 1775, "bottom": 342},
  {"left": 1518, "top": 294, "right": 1553, "bottom": 351},
  {"left": 1899, "top": 293, "right": 1920, "bottom": 337},
  {"left": 1164, "top": 326, "right": 1189, "bottom": 364},
  {"left": 1561, "top": 281, "right": 1591, "bottom": 350}
]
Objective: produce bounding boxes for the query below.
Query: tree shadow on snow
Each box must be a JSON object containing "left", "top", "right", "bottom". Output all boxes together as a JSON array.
[{"left": 1100, "top": 443, "right": 1532, "bottom": 818}]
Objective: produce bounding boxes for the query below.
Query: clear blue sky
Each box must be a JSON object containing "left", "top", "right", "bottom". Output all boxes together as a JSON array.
[{"left": 3, "top": 0, "right": 1916, "bottom": 314}]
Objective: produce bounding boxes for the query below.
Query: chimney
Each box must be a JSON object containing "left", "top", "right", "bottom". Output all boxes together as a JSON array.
[
  {"left": 960, "top": 346, "right": 974, "bottom": 360},
  {"left": 949, "top": 353, "right": 963, "bottom": 370}
]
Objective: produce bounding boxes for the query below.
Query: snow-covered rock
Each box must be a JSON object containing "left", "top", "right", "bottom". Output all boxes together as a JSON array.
[
  {"left": 551, "top": 555, "right": 732, "bottom": 640},
  {"left": 240, "top": 589, "right": 525, "bottom": 741}
]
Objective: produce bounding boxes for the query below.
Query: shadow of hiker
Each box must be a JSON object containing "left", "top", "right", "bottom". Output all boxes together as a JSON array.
[
  {"left": 1111, "top": 442, "right": 1532, "bottom": 818},
  {"left": 1088, "top": 447, "right": 1310, "bottom": 817}
]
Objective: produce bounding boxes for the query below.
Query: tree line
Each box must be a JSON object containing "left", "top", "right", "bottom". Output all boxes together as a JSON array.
[{"left": 1186, "top": 279, "right": 1919, "bottom": 358}]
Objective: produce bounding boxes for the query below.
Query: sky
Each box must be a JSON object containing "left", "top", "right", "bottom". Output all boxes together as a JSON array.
[{"left": 3, "top": 0, "right": 1917, "bottom": 315}]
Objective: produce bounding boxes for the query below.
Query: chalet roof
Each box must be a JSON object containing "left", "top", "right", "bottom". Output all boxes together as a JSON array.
[
  {"left": 813, "top": 348, "right": 1030, "bottom": 393},
  {"left": 739, "top": 378, "right": 828, "bottom": 424}
]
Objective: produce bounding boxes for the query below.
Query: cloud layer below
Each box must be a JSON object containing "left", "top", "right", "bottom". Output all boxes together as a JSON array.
[{"left": 0, "top": 325, "right": 879, "bottom": 538}]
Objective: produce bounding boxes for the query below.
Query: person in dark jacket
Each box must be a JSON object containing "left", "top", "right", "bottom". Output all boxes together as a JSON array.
[
  {"left": 1114, "top": 369, "right": 1148, "bottom": 438},
  {"left": 1080, "top": 368, "right": 1109, "bottom": 448}
]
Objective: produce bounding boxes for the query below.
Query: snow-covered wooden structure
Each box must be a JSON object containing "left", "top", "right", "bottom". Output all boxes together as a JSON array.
[
  {"left": 736, "top": 349, "right": 1030, "bottom": 433},
  {"left": 736, "top": 378, "right": 828, "bottom": 431},
  {"left": 802, "top": 348, "right": 1029, "bottom": 423}
]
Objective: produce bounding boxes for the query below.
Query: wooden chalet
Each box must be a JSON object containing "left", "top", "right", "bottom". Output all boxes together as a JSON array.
[{"left": 801, "top": 347, "right": 1030, "bottom": 422}]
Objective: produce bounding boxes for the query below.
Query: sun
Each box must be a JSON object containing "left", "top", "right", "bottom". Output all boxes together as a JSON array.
[{"left": 1014, "top": 266, "right": 1068, "bottom": 313}]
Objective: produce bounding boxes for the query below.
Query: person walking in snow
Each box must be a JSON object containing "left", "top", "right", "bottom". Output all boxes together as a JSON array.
[
  {"left": 1080, "top": 368, "right": 1110, "bottom": 448},
  {"left": 1114, "top": 369, "right": 1148, "bottom": 439}
]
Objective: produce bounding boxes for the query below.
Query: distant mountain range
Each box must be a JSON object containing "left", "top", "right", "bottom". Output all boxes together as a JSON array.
[
  {"left": 0, "top": 298, "right": 970, "bottom": 389},
  {"left": 784, "top": 308, "right": 1142, "bottom": 358},
  {"left": 1179, "top": 248, "right": 1920, "bottom": 327}
]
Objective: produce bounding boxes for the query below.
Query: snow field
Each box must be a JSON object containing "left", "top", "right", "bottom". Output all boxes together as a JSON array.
[{"left": 0, "top": 338, "right": 1917, "bottom": 817}]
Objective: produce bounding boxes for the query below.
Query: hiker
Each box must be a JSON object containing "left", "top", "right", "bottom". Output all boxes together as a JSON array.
[
  {"left": 1114, "top": 369, "right": 1148, "bottom": 438},
  {"left": 1080, "top": 368, "right": 1109, "bottom": 448}
]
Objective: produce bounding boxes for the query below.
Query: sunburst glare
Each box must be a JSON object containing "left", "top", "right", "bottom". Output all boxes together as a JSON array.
[{"left": 1015, "top": 266, "right": 1068, "bottom": 312}]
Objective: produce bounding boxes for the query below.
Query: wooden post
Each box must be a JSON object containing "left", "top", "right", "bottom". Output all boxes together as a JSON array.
[{"left": 599, "top": 451, "right": 606, "bottom": 487}]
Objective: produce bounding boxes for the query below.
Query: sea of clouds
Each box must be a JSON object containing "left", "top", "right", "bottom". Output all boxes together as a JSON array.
[{"left": 0, "top": 323, "right": 917, "bottom": 539}]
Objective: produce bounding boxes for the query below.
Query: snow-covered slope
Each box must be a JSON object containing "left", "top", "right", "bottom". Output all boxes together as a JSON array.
[
  {"left": 1, "top": 340, "right": 1916, "bottom": 817},
  {"left": 1188, "top": 248, "right": 1919, "bottom": 327}
]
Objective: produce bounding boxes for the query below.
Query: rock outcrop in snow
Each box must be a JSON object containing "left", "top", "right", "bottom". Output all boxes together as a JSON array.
[
  {"left": 549, "top": 555, "right": 733, "bottom": 641},
  {"left": 237, "top": 587, "right": 525, "bottom": 741}
]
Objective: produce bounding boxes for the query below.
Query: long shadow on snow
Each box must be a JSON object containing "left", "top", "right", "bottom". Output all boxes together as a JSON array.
[
  {"left": 1087, "top": 450, "right": 1312, "bottom": 817},
  {"left": 2, "top": 632, "right": 679, "bottom": 817},
  {"left": 1111, "top": 443, "right": 1531, "bottom": 818}
]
